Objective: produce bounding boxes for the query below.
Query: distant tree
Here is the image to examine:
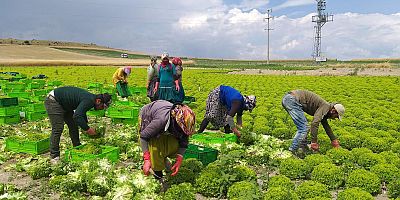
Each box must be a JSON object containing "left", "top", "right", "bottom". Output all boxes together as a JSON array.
[{"left": 24, "top": 40, "right": 31, "bottom": 45}]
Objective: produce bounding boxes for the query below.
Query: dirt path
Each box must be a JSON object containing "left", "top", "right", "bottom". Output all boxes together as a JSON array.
[{"left": 230, "top": 67, "right": 400, "bottom": 76}]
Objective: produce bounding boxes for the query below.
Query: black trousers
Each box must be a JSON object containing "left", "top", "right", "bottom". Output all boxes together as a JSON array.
[{"left": 44, "top": 97, "right": 81, "bottom": 158}]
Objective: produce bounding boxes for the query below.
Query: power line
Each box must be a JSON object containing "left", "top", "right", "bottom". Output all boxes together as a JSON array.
[{"left": 264, "top": 9, "right": 273, "bottom": 64}]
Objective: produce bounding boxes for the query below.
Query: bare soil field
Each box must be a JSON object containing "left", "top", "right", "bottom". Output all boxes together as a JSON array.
[
  {"left": 230, "top": 67, "right": 400, "bottom": 76},
  {"left": 0, "top": 45, "right": 150, "bottom": 66}
]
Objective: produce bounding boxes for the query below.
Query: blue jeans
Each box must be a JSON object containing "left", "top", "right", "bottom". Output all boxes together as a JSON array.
[{"left": 282, "top": 93, "right": 308, "bottom": 151}]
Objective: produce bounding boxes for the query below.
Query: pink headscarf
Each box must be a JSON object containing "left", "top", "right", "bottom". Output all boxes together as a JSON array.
[{"left": 124, "top": 66, "right": 132, "bottom": 75}]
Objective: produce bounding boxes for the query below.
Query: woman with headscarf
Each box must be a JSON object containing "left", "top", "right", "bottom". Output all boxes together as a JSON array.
[
  {"left": 147, "top": 56, "right": 159, "bottom": 101},
  {"left": 139, "top": 100, "right": 196, "bottom": 179},
  {"left": 197, "top": 85, "right": 256, "bottom": 138},
  {"left": 112, "top": 66, "right": 132, "bottom": 98},
  {"left": 171, "top": 57, "right": 185, "bottom": 103},
  {"left": 153, "top": 52, "right": 180, "bottom": 103}
]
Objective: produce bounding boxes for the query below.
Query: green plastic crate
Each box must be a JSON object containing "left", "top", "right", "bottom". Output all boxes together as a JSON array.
[
  {"left": 0, "top": 106, "right": 20, "bottom": 116},
  {"left": 7, "top": 92, "right": 31, "bottom": 99},
  {"left": 18, "top": 98, "right": 29, "bottom": 107},
  {"left": 25, "top": 111, "right": 47, "bottom": 121},
  {"left": 64, "top": 144, "right": 120, "bottom": 163},
  {"left": 29, "top": 95, "right": 45, "bottom": 102},
  {"left": 5, "top": 136, "right": 50, "bottom": 155},
  {"left": 87, "top": 109, "right": 105, "bottom": 117},
  {"left": 0, "top": 97, "right": 18, "bottom": 107},
  {"left": 183, "top": 100, "right": 191, "bottom": 105},
  {"left": 32, "top": 89, "right": 47, "bottom": 96},
  {"left": 0, "top": 115, "right": 20, "bottom": 124},
  {"left": 4, "top": 82, "right": 26, "bottom": 90},
  {"left": 32, "top": 79, "right": 46, "bottom": 85},
  {"left": 114, "top": 101, "right": 140, "bottom": 107},
  {"left": 101, "top": 87, "right": 116, "bottom": 94},
  {"left": 27, "top": 82, "right": 44, "bottom": 90},
  {"left": 129, "top": 87, "right": 147, "bottom": 95},
  {"left": 111, "top": 117, "right": 138, "bottom": 125},
  {"left": 47, "top": 80, "right": 63, "bottom": 87},
  {"left": 88, "top": 83, "right": 103, "bottom": 89},
  {"left": 191, "top": 132, "right": 238, "bottom": 144},
  {"left": 184, "top": 144, "right": 218, "bottom": 165},
  {"left": 184, "top": 96, "right": 196, "bottom": 102},
  {"left": 26, "top": 103, "right": 46, "bottom": 112},
  {"left": 106, "top": 107, "right": 139, "bottom": 119}
]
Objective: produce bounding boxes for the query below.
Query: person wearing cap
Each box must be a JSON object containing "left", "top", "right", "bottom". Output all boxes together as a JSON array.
[
  {"left": 44, "top": 86, "right": 112, "bottom": 163},
  {"left": 112, "top": 66, "right": 132, "bottom": 98},
  {"left": 153, "top": 52, "right": 180, "bottom": 103},
  {"left": 197, "top": 85, "right": 257, "bottom": 138},
  {"left": 171, "top": 57, "right": 185, "bottom": 103},
  {"left": 139, "top": 100, "right": 196, "bottom": 179},
  {"left": 147, "top": 56, "right": 159, "bottom": 101},
  {"left": 282, "top": 90, "right": 345, "bottom": 153}
]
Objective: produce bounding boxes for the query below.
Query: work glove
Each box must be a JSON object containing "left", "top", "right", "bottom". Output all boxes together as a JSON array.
[
  {"left": 331, "top": 139, "right": 340, "bottom": 148},
  {"left": 86, "top": 128, "right": 96, "bottom": 136},
  {"left": 310, "top": 143, "right": 320, "bottom": 151},
  {"left": 171, "top": 154, "right": 183, "bottom": 176},
  {"left": 143, "top": 151, "right": 152, "bottom": 176}
]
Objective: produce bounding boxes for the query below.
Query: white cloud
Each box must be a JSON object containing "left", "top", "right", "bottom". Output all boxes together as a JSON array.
[
  {"left": 237, "top": 0, "right": 269, "bottom": 10},
  {"left": 2, "top": 1, "right": 400, "bottom": 60},
  {"left": 178, "top": 14, "right": 209, "bottom": 30},
  {"left": 274, "top": 0, "right": 315, "bottom": 10},
  {"left": 281, "top": 40, "right": 300, "bottom": 50}
]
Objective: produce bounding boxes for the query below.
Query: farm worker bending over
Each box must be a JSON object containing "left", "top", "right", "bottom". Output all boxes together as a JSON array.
[
  {"left": 153, "top": 52, "right": 180, "bottom": 103},
  {"left": 282, "top": 90, "right": 345, "bottom": 153},
  {"left": 146, "top": 55, "right": 159, "bottom": 102},
  {"left": 171, "top": 57, "right": 185, "bottom": 103},
  {"left": 197, "top": 85, "right": 257, "bottom": 138},
  {"left": 44, "top": 86, "right": 112, "bottom": 163},
  {"left": 139, "top": 100, "right": 196, "bottom": 179},
  {"left": 112, "top": 66, "right": 132, "bottom": 98}
]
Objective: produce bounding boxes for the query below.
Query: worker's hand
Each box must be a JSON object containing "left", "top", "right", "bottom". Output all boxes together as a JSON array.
[
  {"left": 232, "top": 128, "right": 241, "bottom": 138},
  {"left": 143, "top": 151, "right": 152, "bottom": 176},
  {"left": 86, "top": 128, "right": 96, "bottom": 136},
  {"left": 175, "top": 84, "right": 180, "bottom": 91},
  {"left": 153, "top": 87, "right": 158, "bottom": 94},
  {"left": 331, "top": 139, "right": 340, "bottom": 148},
  {"left": 310, "top": 143, "right": 320, "bottom": 151},
  {"left": 171, "top": 154, "right": 183, "bottom": 176}
]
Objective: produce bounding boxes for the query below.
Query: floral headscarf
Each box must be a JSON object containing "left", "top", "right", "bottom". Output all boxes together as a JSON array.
[{"left": 171, "top": 104, "right": 196, "bottom": 136}]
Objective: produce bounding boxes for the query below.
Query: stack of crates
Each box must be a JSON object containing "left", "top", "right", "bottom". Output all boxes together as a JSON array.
[
  {"left": 27, "top": 79, "right": 46, "bottom": 90},
  {"left": 106, "top": 101, "right": 140, "bottom": 125},
  {"left": 30, "top": 89, "right": 48, "bottom": 102},
  {"left": 47, "top": 80, "right": 63, "bottom": 87},
  {"left": 24, "top": 103, "right": 47, "bottom": 121},
  {"left": 0, "top": 97, "right": 20, "bottom": 124},
  {"left": 3, "top": 82, "right": 26, "bottom": 93}
]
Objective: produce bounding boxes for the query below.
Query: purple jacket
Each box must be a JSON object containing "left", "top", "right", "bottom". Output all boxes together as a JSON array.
[{"left": 139, "top": 100, "right": 188, "bottom": 154}]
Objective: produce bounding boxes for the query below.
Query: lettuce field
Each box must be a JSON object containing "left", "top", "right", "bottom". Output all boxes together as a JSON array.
[{"left": 0, "top": 66, "right": 399, "bottom": 200}]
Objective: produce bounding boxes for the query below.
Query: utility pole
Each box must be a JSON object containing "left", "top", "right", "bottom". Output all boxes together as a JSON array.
[
  {"left": 264, "top": 9, "right": 273, "bottom": 64},
  {"left": 312, "top": 0, "right": 333, "bottom": 62}
]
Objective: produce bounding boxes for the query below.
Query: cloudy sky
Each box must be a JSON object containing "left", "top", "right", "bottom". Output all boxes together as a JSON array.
[{"left": 1, "top": 0, "right": 400, "bottom": 60}]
